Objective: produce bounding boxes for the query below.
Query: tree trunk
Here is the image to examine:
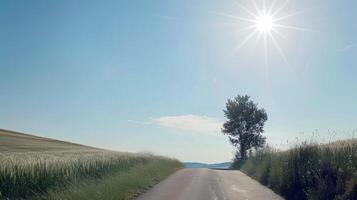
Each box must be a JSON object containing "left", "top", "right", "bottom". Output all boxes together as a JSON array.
[{"left": 240, "top": 144, "right": 247, "bottom": 160}]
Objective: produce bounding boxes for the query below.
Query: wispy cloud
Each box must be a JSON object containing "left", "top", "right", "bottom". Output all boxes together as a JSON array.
[
  {"left": 127, "top": 120, "right": 152, "bottom": 125},
  {"left": 153, "top": 14, "right": 179, "bottom": 21},
  {"left": 151, "top": 114, "right": 223, "bottom": 135},
  {"left": 338, "top": 44, "right": 355, "bottom": 52}
]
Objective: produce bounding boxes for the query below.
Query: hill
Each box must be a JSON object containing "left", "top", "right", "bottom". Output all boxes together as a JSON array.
[
  {"left": 0, "top": 129, "right": 96, "bottom": 152},
  {"left": 184, "top": 162, "right": 231, "bottom": 169}
]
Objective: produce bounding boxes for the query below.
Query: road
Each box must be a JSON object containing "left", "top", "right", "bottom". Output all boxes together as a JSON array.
[{"left": 137, "top": 169, "right": 283, "bottom": 200}]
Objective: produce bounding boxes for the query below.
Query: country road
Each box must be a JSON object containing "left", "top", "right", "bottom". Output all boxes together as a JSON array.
[{"left": 137, "top": 169, "right": 283, "bottom": 200}]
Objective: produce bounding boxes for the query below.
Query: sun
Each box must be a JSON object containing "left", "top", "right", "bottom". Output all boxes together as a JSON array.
[
  {"left": 256, "top": 14, "right": 273, "bottom": 33},
  {"left": 212, "top": 0, "right": 312, "bottom": 65}
]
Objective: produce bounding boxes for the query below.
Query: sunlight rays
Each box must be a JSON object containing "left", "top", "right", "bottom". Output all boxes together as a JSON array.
[
  {"left": 210, "top": 11, "right": 257, "bottom": 23},
  {"left": 252, "top": 0, "right": 262, "bottom": 16},
  {"left": 273, "top": 24, "right": 316, "bottom": 33},
  {"left": 213, "top": 0, "right": 313, "bottom": 65},
  {"left": 232, "top": 0, "right": 258, "bottom": 18},
  {"left": 269, "top": 32, "right": 288, "bottom": 65},
  {"left": 238, "top": 29, "right": 260, "bottom": 50},
  {"left": 267, "top": 0, "right": 276, "bottom": 15},
  {"left": 271, "top": 0, "right": 290, "bottom": 17},
  {"left": 263, "top": 33, "right": 268, "bottom": 65},
  {"left": 274, "top": 7, "right": 315, "bottom": 22},
  {"left": 271, "top": 28, "right": 287, "bottom": 40},
  {"left": 233, "top": 24, "right": 258, "bottom": 35}
]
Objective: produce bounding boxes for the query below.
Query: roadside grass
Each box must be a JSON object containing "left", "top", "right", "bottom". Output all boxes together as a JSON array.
[
  {"left": 0, "top": 151, "right": 182, "bottom": 199},
  {"left": 0, "top": 129, "right": 182, "bottom": 200},
  {"left": 235, "top": 140, "right": 357, "bottom": 200},
  {"left": 44, "top": 158, "right": 182, "bottom": 200}
]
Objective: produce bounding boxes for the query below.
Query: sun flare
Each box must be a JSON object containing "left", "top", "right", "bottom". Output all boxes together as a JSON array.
[
  {"left": 256, "top": 14, "right": 273, "bottom": 33},
  {"left": 213, "top": 0, "right": 312, "bottom": 65}
]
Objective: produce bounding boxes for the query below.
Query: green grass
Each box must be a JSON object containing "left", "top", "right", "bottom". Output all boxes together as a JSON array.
[
  {"left": 44, "top": 158, "right": 182, "bottom": 200},
  {"left": 0, "top": 129, "right": 182, "bottom": 200},
  {"left": 235, "top": 140, "right": 357, "bottom": 200}
]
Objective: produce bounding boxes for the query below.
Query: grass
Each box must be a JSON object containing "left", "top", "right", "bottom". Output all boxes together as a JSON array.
[
  {"left": 44, "top": 158, "right": 181, "bottom": 200},
  {"left": 0, "top": 129, "right": 182, "bottom": 200},
  {"left": 235, "top": 140, "right": 357, "bottom": 200}
]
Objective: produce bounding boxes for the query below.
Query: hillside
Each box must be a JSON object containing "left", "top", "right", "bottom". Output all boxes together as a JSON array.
[
  {"left": 0, "top": 129, "right": 96, "bottom": 152},
  {"left": 184, "top": 162, "right": 231, "bottom": 169}
]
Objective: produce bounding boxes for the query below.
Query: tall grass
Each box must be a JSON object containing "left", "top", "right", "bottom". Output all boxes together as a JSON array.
[
  {"left": 0, "top": 150, "right": 181, "bottom": 199},
  {"left": 236, "top": 140, "right": 357, "bottom": 200},
  {"left": 45, "top": 158, "right": 182, "bottom": 200}
]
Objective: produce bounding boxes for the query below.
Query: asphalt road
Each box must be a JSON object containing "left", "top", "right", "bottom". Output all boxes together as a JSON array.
[{"left": 137, "top": 169, "right": 283, "bottom": 200}]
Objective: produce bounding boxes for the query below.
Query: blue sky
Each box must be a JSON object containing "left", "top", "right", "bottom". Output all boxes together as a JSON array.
[{"left": 1, "top": 0, "right": 356, "bottom": 163}]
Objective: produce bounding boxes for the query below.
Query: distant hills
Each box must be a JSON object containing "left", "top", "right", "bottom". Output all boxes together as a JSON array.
[{"left": 184, "top": 162, "right": 231, "bottom": 169}]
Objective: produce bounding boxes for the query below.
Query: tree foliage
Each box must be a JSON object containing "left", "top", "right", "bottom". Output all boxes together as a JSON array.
[{"left": 222, "top": 95, "right": 268, "bottom": 160}]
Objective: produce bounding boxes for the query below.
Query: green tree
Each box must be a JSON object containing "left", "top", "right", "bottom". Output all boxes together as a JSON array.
[{"left": 222, "top": 95, "right": 267, "bottom": 161}]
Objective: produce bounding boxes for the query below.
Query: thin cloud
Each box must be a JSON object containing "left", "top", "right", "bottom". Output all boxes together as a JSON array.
[
  {"left": 153, "top": 14, "right": 179, "bottom": 21},
  {"left": 151, "top": 114, "right": 223, "bottom": 135},
  {"left": 127, "top": 120, "right": 152, "bottom": 125},
  {"left": 338, "top": 44, "right": 355, "bottom": 52}
]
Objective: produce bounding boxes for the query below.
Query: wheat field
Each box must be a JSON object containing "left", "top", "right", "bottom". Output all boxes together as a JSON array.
[{"left": 0, "top": 129, "right": 182, "bottom": 199}]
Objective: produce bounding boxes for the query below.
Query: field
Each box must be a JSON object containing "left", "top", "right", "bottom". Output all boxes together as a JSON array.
[
  {"left": 0, "top": 129, "right": 182, "bottom": 200},
  {"left": 236, "top": 140, "right": 357, "bottom": 200}
]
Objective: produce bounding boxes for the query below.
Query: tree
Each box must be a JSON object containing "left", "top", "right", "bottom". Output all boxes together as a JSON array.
[{"left": 222, "top": 95, "right": 267, "bottom": 161}]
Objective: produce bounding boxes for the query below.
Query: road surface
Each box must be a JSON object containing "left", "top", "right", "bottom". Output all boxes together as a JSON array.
[{"left": 137, "top": 169, "right": 283, "bottom": 200}]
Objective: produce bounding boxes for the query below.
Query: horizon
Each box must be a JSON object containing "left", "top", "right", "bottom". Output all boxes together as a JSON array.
[{"left": 1, "top": 0, "right": 357, "bottom": 163}]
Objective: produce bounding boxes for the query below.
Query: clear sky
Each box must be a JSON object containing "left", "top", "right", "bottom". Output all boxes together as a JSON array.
[{"left": 1, "top": 0, "right": 356, "bottom": 163}]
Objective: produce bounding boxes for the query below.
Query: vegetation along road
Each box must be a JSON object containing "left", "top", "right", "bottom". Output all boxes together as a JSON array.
[
  {"left": 137, "top": 168, "right": 283, "bottom": 200},
  {"left": 0, "top": 129, "right": 182, "bottom": 200}
]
